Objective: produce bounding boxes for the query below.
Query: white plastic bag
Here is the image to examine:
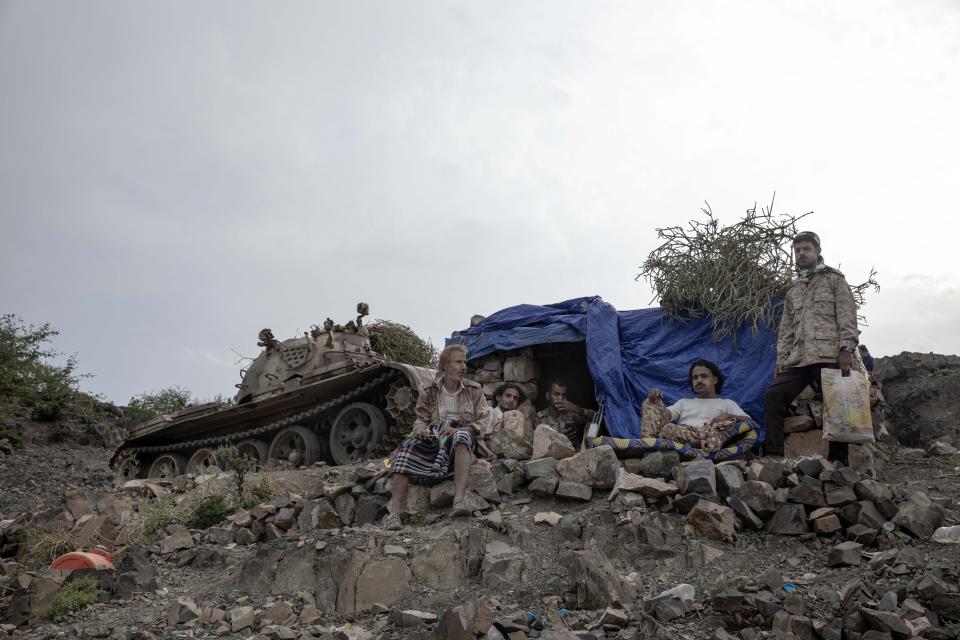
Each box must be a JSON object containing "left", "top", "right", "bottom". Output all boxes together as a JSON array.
[{"left": 821, "top": 368, "right": 874, "bottom": 444}]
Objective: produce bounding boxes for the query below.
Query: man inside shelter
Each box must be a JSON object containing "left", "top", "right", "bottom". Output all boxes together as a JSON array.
[
  {"left": 536, "top": 378, "right": 595, "bottom": 443},
  {"left": 490, "top": 382, "right": 525, "bottom": 430}
]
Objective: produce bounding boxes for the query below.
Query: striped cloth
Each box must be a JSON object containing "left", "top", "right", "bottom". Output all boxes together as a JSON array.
[{"left": 383, "top": 429, "right": 475, "bottom": 481}]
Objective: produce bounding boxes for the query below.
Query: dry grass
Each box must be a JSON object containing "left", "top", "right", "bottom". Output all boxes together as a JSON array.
[
  {"left": 18, "top": 528, "right": 82, "bottom": 571},
  {"left": 118, "top": 495, "right": 187, "bottom": 550}
]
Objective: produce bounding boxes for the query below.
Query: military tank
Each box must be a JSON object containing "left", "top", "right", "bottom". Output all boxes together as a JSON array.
[{"left": 110, "top": 304, "right": 436, "bottom": 485}]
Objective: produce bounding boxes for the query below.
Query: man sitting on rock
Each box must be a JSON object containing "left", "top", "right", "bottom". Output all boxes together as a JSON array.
[
  {"left": 537, "top": 379, "right": 595, "bottom": 444},
  {"left": 641, "top": 359, "right": 752, "bottom": 453},
  {"left": 490, "top": 382, "right": 525, "bottom": 429},
  {"left": 383, "top": 344, "right": 491, "bottom": 530}
]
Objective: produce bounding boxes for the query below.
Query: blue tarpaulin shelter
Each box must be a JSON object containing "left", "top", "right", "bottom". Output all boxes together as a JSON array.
[{"left": 448, "top": 296, "right": 778, "bottom": 440}]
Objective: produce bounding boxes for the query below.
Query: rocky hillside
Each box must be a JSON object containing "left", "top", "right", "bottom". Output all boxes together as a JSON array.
[
  {"left": 1, "top": 432, "right": 959, "bottom": 640},
  {"left": 875, "top": 353, "right": 960, "bottom": 448},
  {"left": 1, "top": 354, "right": 959, "bottom": 640},
  {"left": 0, "top": 398, "right": 127, "bottom": 514}
]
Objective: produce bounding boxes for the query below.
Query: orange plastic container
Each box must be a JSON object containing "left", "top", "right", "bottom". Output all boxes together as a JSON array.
[{"left": 50, "top": 546, "right": 113, "bottom": 571}]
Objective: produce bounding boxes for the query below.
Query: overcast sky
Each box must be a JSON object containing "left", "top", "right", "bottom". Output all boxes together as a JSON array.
[{"left": 1, "top": 1, "right": 958, "bottom": 404}]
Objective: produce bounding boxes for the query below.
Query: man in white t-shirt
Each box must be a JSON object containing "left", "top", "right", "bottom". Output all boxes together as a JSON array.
[{"left": 641, "top": 360, "right": 751, "bottom": 452}]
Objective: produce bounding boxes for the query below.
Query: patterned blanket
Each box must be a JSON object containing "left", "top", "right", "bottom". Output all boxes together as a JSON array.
[{"left": 589, "top": 418, "right": 764, "bottom": 462}]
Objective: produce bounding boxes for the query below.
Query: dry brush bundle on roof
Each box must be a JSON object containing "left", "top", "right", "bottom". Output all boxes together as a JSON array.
[
  {"left": 638, "top": 199, "right": 879, "bottom": 340},
  {"left": 638, "top": 199, "right": 807, "bottom": 339},
  {"left": 368, "top": 320, "right": 439, "bottom": 368}
]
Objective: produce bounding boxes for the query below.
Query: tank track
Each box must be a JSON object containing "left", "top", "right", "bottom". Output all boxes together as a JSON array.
[{"left": 115, "top": 372, "right": 399, "bottom": 460}]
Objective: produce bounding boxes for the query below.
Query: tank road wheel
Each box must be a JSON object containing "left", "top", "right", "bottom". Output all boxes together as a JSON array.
[
  {"left": 268, "top": 426, "right": 321, "bottom": 467},
  {"left": 236, "top": 439, "right": 269, "bottom": 468},
  {"left": 186, "top": 448, "right": 221, "bottom": 476},
  {"left": 385, "top": 383, "right": 418, "bottom": 429},
  {"left": 329, "top": 402, "right": 387, "bottom": 465},
  {"left": 113, "top": 452, "right": 141, "bottom": 487},
  {"left": 147, "top": 453, "right": 187, "bottom": 480}
]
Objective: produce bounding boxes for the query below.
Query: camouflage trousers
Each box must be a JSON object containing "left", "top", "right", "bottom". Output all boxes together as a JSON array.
[{"left": 640, "top": 397, "right": 736, "bottom": 454}]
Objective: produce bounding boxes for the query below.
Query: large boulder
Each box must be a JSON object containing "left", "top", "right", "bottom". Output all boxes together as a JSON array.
[
  {"left": 298, "top": 499, "right": 341, "bottom": 530},
  {"left": 501, "top": 409, "right": 533, "bottom": 443},
  {"left": 411, "top": 542, "right": 462, "bottom": 590},
  {"left": 619, "top": 475, "right": 679, "bottom": 500},
  {"left": 715, "top": 464, "right": 744, "bottom": 497},
  {"left": 167, "top": 597, "right": 202, "bottom": 628},
  {"left": 556, "top": 446, "right": 620, "bottom": 489},
  {"left": 737, "top": 481, "right": 776, "bottom": 518},
  {"left": 503, "top": 356, "right": 539, "bottom": 383},
  {"left": 354, "top": 558, "right": 411, "bottom": 612},
  {"left": 436, "top": 598, "right": 493, "bottom": 639},
  {"left": 893, "top": 492, "right": 945, "bottom": 538},
  {"left": 486, "top": 428, "right": 533, "bottom": 460},
  {"left": 767, "top": 504, "right": 809, "bottom": 535},
  {"left": 627, "top": 451, "right": 680, "bottom": 479},
  {"left": 467, "top": 463, "right": 501, "bottom": 503},
  {"left": 2, "top": 573, "right": 65, "bottom": 627},
  {"left": 676, "top": 460, "right": 717, "bottom": 497},
  {"left": 531, "top": 425, "right": 576, "bottom": 460},
  {"left": 114, "top": 546, "right": 160, "bottom": 599},
  {"left": 873, "top": 352, "right": 960, "bottom": 447},
  {"left": 481, "top": 541, "right": 525, "bottom": 591},
  {"left": 524, "top": 457, "right": 558, "bottom": 480},
  {"left": 827, "top": 541, "right": 863, "bottom": 567},
  {"left": 687, "top": 500, "right": 736, "bottom": 541},
  {"left": 562, "top": 549, "right": 633, "bottom": 609},
  {"left": 160, "top": 525, "right": 194, "bottom": 554}
]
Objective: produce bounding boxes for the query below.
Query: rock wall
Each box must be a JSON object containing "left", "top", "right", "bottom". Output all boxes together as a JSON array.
[{"left": 874, "top": 352, "right": 960, "bottom": 447}]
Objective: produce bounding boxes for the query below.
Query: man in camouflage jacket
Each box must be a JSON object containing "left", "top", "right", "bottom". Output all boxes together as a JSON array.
[{"left": 764, "top": 231, "right": 858, "bottom": 458}]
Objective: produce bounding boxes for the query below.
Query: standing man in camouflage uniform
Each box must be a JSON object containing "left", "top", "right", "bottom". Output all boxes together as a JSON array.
[
  {"left": 537, "top": 379, "right": 595, "bottom": 443},
  {"left": 764, "top": 231, "right": 859, "bottom": 460}
]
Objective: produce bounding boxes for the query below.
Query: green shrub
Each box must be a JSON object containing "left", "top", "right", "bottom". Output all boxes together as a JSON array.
[
  {"left": 0, "top": 425, "right": 23, "bottom": 447},
  {"left": 188, "top": 493, "right": 234, "bottom": 529},
  {"left": 46, "top": 425, "right": 69, "bottom": 443},
  {"left": 237, "top": 474, "right": 275, "bottom": 510},
  {"left": 125, "top": 386, "right": 193, "bottom": 424},
  {"left": 40, "top": 576, "right": 101, "bottom": 622},
  {"left": 217, "top": 444, "right": 258, "bottom": 499},
  {"left": 0, "top": 314, "right": 83, "bottom": 420},
  {"left": 139, "top": 496, "right": 187, "bottom": 537}
]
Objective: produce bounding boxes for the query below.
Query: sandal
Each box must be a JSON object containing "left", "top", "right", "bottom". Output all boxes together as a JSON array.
[
  {"left": 383, "top": 513, "right": 401, "bottom": 530},
  {"left": 451, "top": 499, "right": 472, "bottom": 517}
]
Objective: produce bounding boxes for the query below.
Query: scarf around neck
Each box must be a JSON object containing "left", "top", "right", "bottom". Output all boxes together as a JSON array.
[{"left": 796, "top": 258, "right": 828, "bottom": 280}]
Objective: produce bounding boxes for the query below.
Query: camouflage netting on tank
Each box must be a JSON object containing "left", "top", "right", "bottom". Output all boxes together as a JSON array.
[
  {"left": 368, "top": 320, "right": 439, "bottom": 369},
  {"left": 637, "top": 198, "right": 878, "bottom": 341}
]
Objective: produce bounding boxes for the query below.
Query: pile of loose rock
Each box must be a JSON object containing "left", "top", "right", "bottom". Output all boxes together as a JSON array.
[
  {"left": 651, "top": 454, "right": 949, "bottom": 545},
  {"left": 704, "top": 540, "right": 960, "bottom": 640}
]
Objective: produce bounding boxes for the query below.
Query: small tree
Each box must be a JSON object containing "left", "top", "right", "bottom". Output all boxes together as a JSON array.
[
  {"left": 0, "top": 314, "right": 84, "bottom": 422},
  {"left": 126, "top": 386, "right": 193, "bottom": 423},
  {"left": 216, "top": 444, "right": 258, "bottom": 500}
]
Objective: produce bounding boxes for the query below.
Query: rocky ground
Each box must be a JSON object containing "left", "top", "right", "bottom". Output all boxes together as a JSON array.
[
  {"left": 2, "top": 430, "right": 959, "bottom": 640},
  {"left": 0, "top": 400, "right": 125, "bottom": 514}
]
